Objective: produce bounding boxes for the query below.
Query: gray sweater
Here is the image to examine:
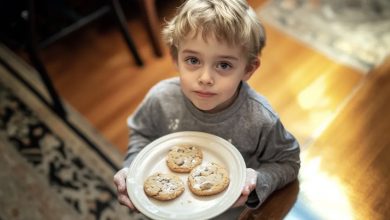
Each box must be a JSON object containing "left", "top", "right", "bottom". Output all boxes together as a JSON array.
[{"left": 124, "top": 77, "right": 300, "bottom": 211}]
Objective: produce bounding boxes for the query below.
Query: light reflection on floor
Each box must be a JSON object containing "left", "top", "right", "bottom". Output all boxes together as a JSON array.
[
  {"left": 297, "top": 75, "right": 331, "bottom": 111},
  {"left": 285, "top": 151, "right": 355, "bottom": 220}
]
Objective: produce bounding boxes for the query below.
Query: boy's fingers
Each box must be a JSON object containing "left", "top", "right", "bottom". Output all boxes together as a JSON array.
[
  {"left": 114, "top": 176, "right": 126, "bottom": 193},
  {"left": 114, "top": 168, "right": 136, "bottom": 211},
  {"left": 232, "top": 194, "right": 249, "bottom": 208},
  {"left": 118, "top": 180, "right": 127, "bottom": 193},
  {"left": 114, "top": 168, "right": 128, "bottom": 193},
  {"left": 113, "top": 174, "right": 120, "bottom": 185},
  {"left": 249, "top": 183, "right": 256, "bottom": 192},
  {"left": 241, "top": 185, "right": 251, "bottom": 196},
  {"left": 118, "top": 194, "right": 134, "bottom": 209},
  {"left": 233, "top": 200, "right": 243, "bottom": 208}
]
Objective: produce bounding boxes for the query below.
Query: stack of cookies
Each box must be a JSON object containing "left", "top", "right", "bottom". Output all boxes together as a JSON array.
[{"left": 143, "top": 145, "right": 230, "bottom": 201}]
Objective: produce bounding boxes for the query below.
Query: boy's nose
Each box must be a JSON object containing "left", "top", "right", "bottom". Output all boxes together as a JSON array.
[{"left": 198, "top": 68, "right": 214, "bottom": 85}]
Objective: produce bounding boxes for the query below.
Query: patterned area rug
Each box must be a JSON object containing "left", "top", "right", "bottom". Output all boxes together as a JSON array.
[
  {"left": 258, "top": 0, "right": 390, "bottom": 73},
  {"left": 0, "top": 44, "right": 148, "bottom": 220}
]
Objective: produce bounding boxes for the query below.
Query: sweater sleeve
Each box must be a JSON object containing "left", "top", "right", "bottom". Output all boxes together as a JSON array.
[
  {"left": 123, "top": 94, "right": 159, "bottom": 168},
  {"left": 247, "top": 119, "right": 301, "bottom": 209}
]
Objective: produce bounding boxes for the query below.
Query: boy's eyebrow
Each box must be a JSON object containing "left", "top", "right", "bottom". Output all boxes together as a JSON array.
[
  {"left": 182, "top": 49, "right": 199, "bottom": 54},
  {"left": 217, "top": 55, "right": 239, "bottom": 61},
  {"left": 182, "top": 49, "right": 239, "bottom": 61}
]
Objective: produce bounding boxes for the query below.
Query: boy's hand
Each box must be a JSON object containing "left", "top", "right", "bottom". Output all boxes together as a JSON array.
[
  {"left": 231, "top": 168, "right": 258, "bottom": 208},
  {"left": 113, "top": 167, "right": 137, "bottom": 211}
]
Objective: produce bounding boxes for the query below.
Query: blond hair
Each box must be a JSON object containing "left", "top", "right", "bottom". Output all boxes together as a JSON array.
[{"left": 162, "top": 0, "right": 266, "bottom": 61}]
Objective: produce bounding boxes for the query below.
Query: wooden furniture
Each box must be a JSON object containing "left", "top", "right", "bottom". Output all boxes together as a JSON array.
[
  {"left": 1, "top": 0, "right": 164, "bottom": 119},
  {"left": 137, "top": 0, "right": 164, "bottom": 57}
]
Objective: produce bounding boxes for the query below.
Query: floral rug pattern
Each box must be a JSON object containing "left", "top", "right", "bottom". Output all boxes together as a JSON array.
[{"left": 0, "top": 46, "right": 148, "bottom": 220}]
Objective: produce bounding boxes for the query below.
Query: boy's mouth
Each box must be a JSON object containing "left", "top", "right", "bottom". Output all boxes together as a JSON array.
[{"left": 194, "top": 91, "right": 216, "bottom": 98}]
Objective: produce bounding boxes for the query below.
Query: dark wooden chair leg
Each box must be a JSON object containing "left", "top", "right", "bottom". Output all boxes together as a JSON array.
[
  {"left": 111, "top": 0, "right": 144, "bottom": 66},
  {"left": 138, "top": 0, "right": 163, "bottom": 57},
  {"left": 27, "top": 0, "right": 67, "bottom": 118}
]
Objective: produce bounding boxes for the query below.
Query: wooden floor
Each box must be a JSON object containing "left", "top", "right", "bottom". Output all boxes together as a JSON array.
[{"left": 34, "top": 0, "right": 389, "bottom": 219}]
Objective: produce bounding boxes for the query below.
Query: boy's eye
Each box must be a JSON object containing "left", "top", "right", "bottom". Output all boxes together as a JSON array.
[
  {"left": 185, "top": 57, "right": 200, "bottom": 65},
  {"left": 217, "top": 62, "right": 232, "bottom": 70}
]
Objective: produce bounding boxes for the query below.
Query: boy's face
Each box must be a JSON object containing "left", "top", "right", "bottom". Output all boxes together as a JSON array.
[{"left": 175, "top": 33, "right": 259, "bottom": 113}]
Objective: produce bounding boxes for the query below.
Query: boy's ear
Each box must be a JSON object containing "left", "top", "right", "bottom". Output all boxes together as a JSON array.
[{"left": 242, "top": 58, "right": 260, "bottom": 81}]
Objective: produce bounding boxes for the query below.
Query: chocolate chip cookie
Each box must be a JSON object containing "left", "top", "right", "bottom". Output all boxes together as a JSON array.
[
  {"left": 188, "top": 162, "right": 230, "bottom": 196},
  {"left": 143, "top": 173, "right": 185, "bottom": 201},
  {"left": 166, "top": 145, "right": 203, "bottom": 173}
]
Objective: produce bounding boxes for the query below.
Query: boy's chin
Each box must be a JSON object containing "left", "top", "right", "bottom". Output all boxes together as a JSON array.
[
  {"left": 195, "top": 105, "right": 211, "bottom": 111},
  {"left": 195, "top": 103, "right": 223, "bottom": 113},
  {"left": 192, "top": 102, "right": 215, "bottom": 112}
]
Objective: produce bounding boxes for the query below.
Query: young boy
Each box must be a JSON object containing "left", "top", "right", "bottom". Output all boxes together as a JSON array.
[{"left": 114, "top": 0, "right": 300, "bottom": 218}]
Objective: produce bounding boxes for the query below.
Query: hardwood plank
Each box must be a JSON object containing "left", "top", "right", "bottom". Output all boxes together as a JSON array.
[
  {"left": 292, "top": 58, "right": 390, "bottom": 220},
  {"left": 241, "top": 59, "right": 390, "bottom": 220},
  {"left": 249, "top": 23, "right": 363, "bottom": 148}
]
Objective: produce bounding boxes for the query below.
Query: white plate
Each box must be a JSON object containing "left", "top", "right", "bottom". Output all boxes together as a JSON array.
[{"left": 127, "top": 131, "right": 246, "bottom": 220}]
